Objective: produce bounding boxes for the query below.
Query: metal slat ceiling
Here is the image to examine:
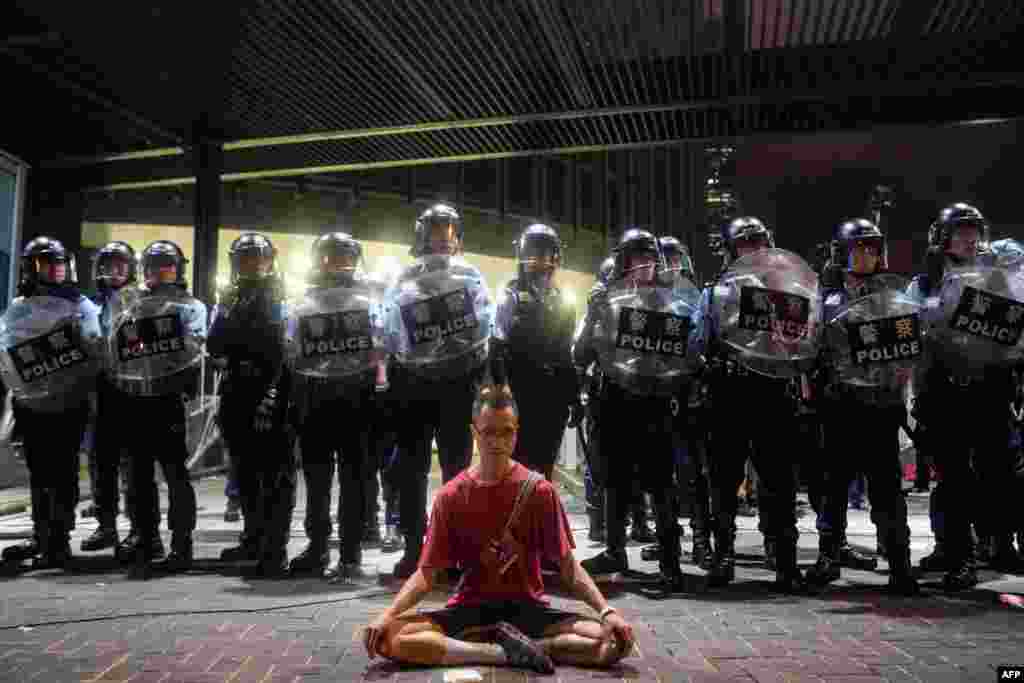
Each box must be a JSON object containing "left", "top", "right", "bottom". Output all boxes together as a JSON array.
[{"left": 2, "top": 0, "right": 1023, "bottom": 189}]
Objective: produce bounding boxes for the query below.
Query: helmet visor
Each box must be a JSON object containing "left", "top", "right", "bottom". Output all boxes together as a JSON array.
[
  {"left": 848, "top": 238, "right": 882, "bottom": 275},
  {"left": 520, "top": 238, "right": 558, "bottom": 273},
  {"left": 31, "top": 254, "right": 67, "bottom": 284},
  {"left": 96, "top": 253, "right": 132, "bottom": 286},
  {"left": 145, "top": 253, "right": 178, "bottom": 284},
  {"left": 624, "top": 249, "right": 658, "bottom": 284},
  {"left": 236, "top": 250, "right": 273, "bottom": 279},
  {"left": 425, "top": 221, "right": 460, "bottom": 255}
]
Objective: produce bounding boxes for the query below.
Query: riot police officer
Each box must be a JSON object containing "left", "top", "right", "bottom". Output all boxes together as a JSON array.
[
  {"left": 107, "top": 241, "right": 205, "bottom": 576},
  {"left": 385, "top": 203, "right": 494, "bottom": 579},
  {"left": 574, "top": 229, "right": 690, "bottom": 592},
  {"left": 694, "top": 217, "right": 807, "bottom": 591},
  {"left": 909, "top": 203, "right": 1021, "bottom": 589},
  {"left": 287, "top": 232, "right": 385, "bottom": 581},
  {"left": 208, "top": 233, "right": 296, "bottom": 578},
  {"left": 0, "top": 238, "right": 101, "bottom": 569},
  {"left": 651, "top": 235, "right": 711, "bottom": 569},
  {"left": 806, "top": 219, "right": 919, "bottom": 595},
  {"left": 490, "top": 224, "right": 579, "bottom": 482},
  {"left": 581, "top": 256, "right": 614, "bottom": 542},
  {"left": 83, "top": 241, "right": 163, "bottom": 559}
]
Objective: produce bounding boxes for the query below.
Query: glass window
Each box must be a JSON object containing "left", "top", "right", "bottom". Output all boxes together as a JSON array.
[{"left": 0, "top": 152, "right": 26, "bottom": 305}]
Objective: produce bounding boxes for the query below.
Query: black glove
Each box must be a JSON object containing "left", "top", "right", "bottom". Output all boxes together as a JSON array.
[{"left": 253, "top": 387, "right": 278, "bottom": 433}]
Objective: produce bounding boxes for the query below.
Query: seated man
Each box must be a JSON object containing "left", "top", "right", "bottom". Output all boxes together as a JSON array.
[{"left": 362, "top": 385, "right": 635, "bottom": 674}]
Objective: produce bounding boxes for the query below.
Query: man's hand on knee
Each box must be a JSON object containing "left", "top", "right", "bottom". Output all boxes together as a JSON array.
[{"left": 600, "top": 611, "right": 635, "bottom": 662}]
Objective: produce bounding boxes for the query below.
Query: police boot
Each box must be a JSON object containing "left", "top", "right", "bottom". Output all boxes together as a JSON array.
[
  {"left": 886, "top": 545, "right": 920, "bottom": 597},
  {"left": 242, "top": 550, "right": 290, "bottom": 580},
  {"left": 117, "top": 530, "right": 165, "bottom": 563},
  {"left": 581, "top": 488, "right": 629, "bottom": 577},
  {"left": 289, "top": 539, "right": 329, "bottom": 575},
  {"left": 220, "top": 534, "right": 262, "bottom": 562},
  {"left": 629, "top": 498, "right": 656, "bottom": 543},
  {"left": 2, "top": 538, "right": 39, "bottom": 564},
  {"left": 708, "top": 524, "right": 736, "bottom": 587},
  {"left": 587, "top": 506, "right": 606, "bottom": 543},
  {"left": 33, "top": 528, "right": 72, "bottom": 570},
  {"left": 942, "top": 562, "right": 979, "bottom": 591},
  {"left": 986, "top": 535, "right": 1022, "bottom": 572},
  {"left": 328, "top": 545, "right": 370, "bottom": 584},
  {"left": 763, "top": 536, "right": 777, "bottom": 571},
  {"left": 838, "top": 540, "right": 879, "bottom": 571},
  {"left": 805, "top": 535, "right": 842, "bottom": 587},
  {"left": 690, "top": 524, "right": 714, "bottom": 571},
  {"left": 393, "top": 477, "right": 428, "bottom": 581},
  {"left": 773, "top": 538, "right": 808, "bottom": 594},
  {"left": 918, "top": 541, "right": 948, "bottom": 572},
  {"left": 160, "top": 534, "right": 193, "bottom": 573},
  {"left": 81, "top": 519, "right": 118, "bottom": 553},
  {"left": 381, "top": 524, "right": 404, "bottom": 553}
]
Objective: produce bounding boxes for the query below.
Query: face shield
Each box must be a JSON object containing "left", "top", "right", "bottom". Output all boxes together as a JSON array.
[
  {"left": 733, "top": 232, "right": 771, "bottom": 259},
  {"left": 145, "top": 253, "right": 179, "bottom": 286},
  {"left": 947, "top": 223, "right": 984, "bottom": 264},
  {"left": 31, "top": 254, "right": 68, "bottom": 285},
  {"left": 235, "top": 250, "right": 274, "bottom": 281},
  {"left": 848, "top": 238, "right": 882, "bottom": 275},
  {"left": 425, "top": 221, "right": 461, "bottom": 256},
  {"left": 519, "top": 238, "right": 559, "bottom": 289},
  {"left": 96, "top": 253, "right": 132, "bottom": 288},
  {"left": 624, "top": 249, "right": 658, "bottom": 285}
]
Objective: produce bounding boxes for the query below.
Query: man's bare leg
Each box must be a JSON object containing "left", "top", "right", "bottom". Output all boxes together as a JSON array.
[
  {"left": 378, "top": 616, "right": 506, "bottom": 667},
  {"left": 537, "top": 618, "right": 627, "bottom": 668}
]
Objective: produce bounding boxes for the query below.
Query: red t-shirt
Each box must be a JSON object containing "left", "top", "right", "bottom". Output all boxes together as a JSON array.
[{"left": 418, "top": 462, "right": 575, "bottom": 607}]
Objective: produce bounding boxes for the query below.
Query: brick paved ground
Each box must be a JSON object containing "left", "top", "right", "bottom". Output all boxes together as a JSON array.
[{"left": 0, "top": 477, "right": 1021, "bottom": 682}]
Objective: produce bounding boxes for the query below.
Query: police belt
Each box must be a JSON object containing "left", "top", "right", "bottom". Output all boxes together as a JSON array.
[
  {"left": 110, "top": 364, "right": 200, "bottom": 398},
  {"left": 292, "top": 370, "right": 374, "bottom": 404},
  {"left": 397, "top": 345, "right": 487, "bottom": 384},
  {"left": 229, "top": 360, "right": 267, "bottom": 380},
  {"left": 834, "top": 381, "right": 904, "bottom": 407}
]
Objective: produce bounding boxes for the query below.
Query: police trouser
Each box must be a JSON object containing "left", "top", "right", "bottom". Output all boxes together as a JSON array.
[
  {"left": 684, "top": 430, "right": 713, "bottom": 537},
  {"left": 123, "top": 393, "right": 197, "bottom": 548},
  {"left": 12, "top": 399, "right": 87, "bottom": 554},
  {"left": 394, "top": 369, "right": 477, "bottom": 556},
  {"left": 93, "top": 376, "right": 160, "bottom": 531},
  {"left": 360, "top": 426, "right": 398, "bottom": 531},
  {"left": 509, "top": 374, "right": 570, "bottom": 478},
  {"left": 924, "top": 376, "right": 1015, "bottom": 566},
  {"left": 299, "top": 391, "right": 371, "bottom": 564},
  {"left": 708, "top": 373, "right": 800, "bottom": 566},
  {"left": 598, "top": 382, "right": 681, "bottom": 568},
  {"left": 819, "top": 400, "right": 910, "bottom": 555},
  {"left": 582, "top": 411, "right": 605, "bottom": 514},
  {"left": 219, "top": 391, "right": 297, "bottom": 558}
]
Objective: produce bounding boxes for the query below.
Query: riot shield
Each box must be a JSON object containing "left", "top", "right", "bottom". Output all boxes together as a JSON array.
[
  {"left": 0, "top": 296, "right": 101, "bottom": 410},
  {"left": 823, "top": 274, "right": 921, "bottom": 404},
  {"left": 387, "top": 255, "right": 493, "bottom": 379},
  {"left": 286, "top": 282, "right": 385, "bottom": 389},
  {"left": 593, "top": 283, "right": 701, "bottom": 397},
  {"left": 106, "top": 291, "right": 205, "bottom": 397},
  {"left": 925, "top": 263, "right": 1024, "bottom": 376},
  {"left": 712, "top": 248, "right": 821, "bottom": 378}
]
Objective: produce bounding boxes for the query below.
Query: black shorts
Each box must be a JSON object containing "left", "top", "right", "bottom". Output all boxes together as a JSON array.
[{"left": 423, "top": 601, "right": 592, "bottom": 640}]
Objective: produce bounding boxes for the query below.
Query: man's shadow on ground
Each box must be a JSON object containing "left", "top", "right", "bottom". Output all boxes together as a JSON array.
[{"left": 361, "top": 658, "right": 644, "bottom": 680}]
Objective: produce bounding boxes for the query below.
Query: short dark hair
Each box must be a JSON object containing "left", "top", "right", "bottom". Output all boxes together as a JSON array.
[{"left": 472, "top": 384, "right": 518, "bottom": 422}]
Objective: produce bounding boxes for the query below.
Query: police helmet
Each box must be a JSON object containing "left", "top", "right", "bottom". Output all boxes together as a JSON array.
[
  {"left": 721, "top": 216, "right": 774, "bottom": 260},
  {"left": 658, "top": 236, "right": 695, "bottom": 280},
  {"left": 833, "top": 218, "right": 887, "bottom": 275},
  {"left": 92, "top": 241, "right": 137, "bottom": 288},
  {"left": 228, "top": 232, "right": 277, "bottom": 284},
  {"left": 20, "top": 236, "right": 77, "bottom": 287},
  {"left": 596, "top": 256, "right": 614, "bottom": 285},
  {"left": 411, "top": 203, "right": 463, "bottom": 257},
  {"left": 928, "top": 203, "right": 989, "bottom": 253},
  {"left": 141, "top": 240, "right": 189, "bottom": 288},
  {"left": 611, "top": 228, "right": 665, "bottom": 282}
]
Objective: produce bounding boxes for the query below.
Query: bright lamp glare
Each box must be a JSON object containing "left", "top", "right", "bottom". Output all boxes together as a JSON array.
[
  {"left": 562, "top": 289, "right": 576, "bottom": 306},
  {"left": 215, "top": 274, "right": 228, "bottom": 289}
]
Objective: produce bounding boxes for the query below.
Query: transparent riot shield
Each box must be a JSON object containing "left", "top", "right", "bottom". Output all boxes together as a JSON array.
[
  {"left": 0, "top": 296, "right": 101, "bottom": 411},
  {"left": 388, "top": 255, "right": 493, "bottom": 379},
  {"left": 107, "top": 291, "right": 205, "bottom": 397},
  {"left": 926, "top": 263, "right": 1024, "bottom": 376},
  {"left": 593, "top": 283, "right": 701, "bottom": 397},
  {"left": 712, "top": 248, "right": 821, "bottom": 378},
  {"left": 285, "top": 282, "right": 386, "bottom": 415},
  {"left": 823, "top": 274, "right": 921, "bottom": 404}
]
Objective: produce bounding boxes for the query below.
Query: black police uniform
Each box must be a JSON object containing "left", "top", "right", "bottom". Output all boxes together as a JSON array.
[{"left": 208, "top": 238, "right": 296, "bottom": 577}]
